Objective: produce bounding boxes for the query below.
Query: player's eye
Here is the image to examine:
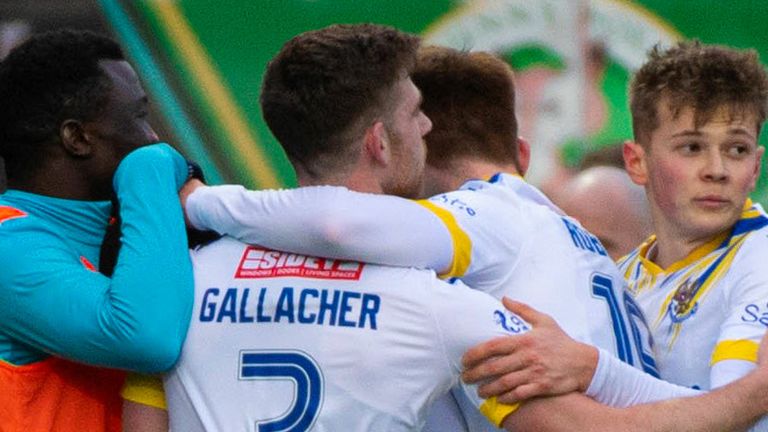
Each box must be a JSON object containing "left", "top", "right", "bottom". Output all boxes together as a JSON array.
[
  {"left": 678, "top": 142, "right": 702, "bottom": 155},
  {"left": 725, "top": 143, "right": 750, "bottom": 158}
]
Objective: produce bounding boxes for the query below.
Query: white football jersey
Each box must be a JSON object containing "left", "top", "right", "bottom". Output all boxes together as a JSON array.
[
  {"left": 185, "top": 174, "right": 659, "bottom": 432},
  {"left": 418, "top": 173, "right": 658, "bottom": 431},
  {"left": 164, "top": 237, "right": 529, "bottom": 432},
  {"left": 618, "top": 201, "right": 768, "bottom": 390},
  {"left": 420, "top": 174, "right": 656, "bottom": 368}
]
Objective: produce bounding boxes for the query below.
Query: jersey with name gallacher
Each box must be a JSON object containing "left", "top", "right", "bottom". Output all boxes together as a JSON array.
[
  {"left": 617, "top": 201, "right": 768, "bottom": 390},
  {"left": 163, "top": 237, "right": 530, "bottom": 432}
]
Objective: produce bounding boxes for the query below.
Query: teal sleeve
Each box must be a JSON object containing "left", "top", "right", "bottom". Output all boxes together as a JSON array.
[{"left": 0, "top": 143, "right": 193, "bottom": 372}]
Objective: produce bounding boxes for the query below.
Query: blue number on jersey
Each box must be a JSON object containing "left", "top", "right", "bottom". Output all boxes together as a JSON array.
[
  {"left": 591, "top": 273, "right": 659, "bottom": 377},
  {"left": 240, "top": 351, "right": 324, "bottom": 431},
  {"left": 623, "top": 293, "right": 660, "bottom": 377}
]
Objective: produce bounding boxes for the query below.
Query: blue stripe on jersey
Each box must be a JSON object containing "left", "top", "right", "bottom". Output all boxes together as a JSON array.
[
  {"left": 682, "top": 241, "right": 741, "bottom": 302},
  {"left": 723, "top": 214, "right": 768, "bottom": 245}
]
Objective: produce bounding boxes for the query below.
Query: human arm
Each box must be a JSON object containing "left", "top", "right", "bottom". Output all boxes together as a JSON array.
[
  {"left": 184, "top": 184, "right": 454, "bottom": 272},
  {"left": 122, "top": 373, "right": 168, "bottom": 432},
  {"left": 0, "top": 143, "right": 193, "bottom": 371},
  {"left": 462, "top": 299, "right": 703, "bottom": 405},
  {"left": 501, "top": 331, "right": 768, "bottom": 432},
  {"left": 437, "top": 296, "right": 743, "bottom": 432},
  {"left": 707, "top": 243, "right": 768, "bottom": 388},
  {"left": 123, "top": 402, "right": 167, "bottom": 432}
]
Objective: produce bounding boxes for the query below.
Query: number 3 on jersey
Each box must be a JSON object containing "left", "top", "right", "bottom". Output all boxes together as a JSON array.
[
  {"left": 591, "top": 273, "right": 659, "bottom": 377},
  {"left": 240, "top": 350, "right": 324, "bottom": 431}
]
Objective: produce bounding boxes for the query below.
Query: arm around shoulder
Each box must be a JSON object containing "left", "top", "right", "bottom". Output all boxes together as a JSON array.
[{"left": 186, "top": 184, "right": 454, "bottom": 270}]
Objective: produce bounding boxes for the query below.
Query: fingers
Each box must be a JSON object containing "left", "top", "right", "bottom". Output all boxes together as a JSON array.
[
  {"left": 476, "top": 369, "right": 532, "bottom": 400},
  {"left": 497, "top": 383, "right": 551, "bottom": 405},
  {"left": 462, "top": 349, "right": 528, "bottom": 384},
  {"left": 462, "top": 335, "right": 524, "bottom": 370},
  {"left": 502, "top": 297, "right": 553, "bottom": 327}
]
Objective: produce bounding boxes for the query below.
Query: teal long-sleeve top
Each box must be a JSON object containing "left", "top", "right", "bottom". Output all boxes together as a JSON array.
[{"left": 0, "top": 143, "right": 194, "bottom": 373}]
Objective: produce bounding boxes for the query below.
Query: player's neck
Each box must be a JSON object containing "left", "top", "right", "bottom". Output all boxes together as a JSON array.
[
  {"left": 298, "top": 170, "right": 385, "bottom": 195},
  {"left": 460, "top": 159, "right": 520, "bottom": 182},
  {"left": 7, "top": 165, "right": 102, "bottom": 201},
  {"left": 648, "top": 225, "right": 728, "bottom": 270},
  {"left": 423, "top": 159, "right": 520, "bottom": 195}
]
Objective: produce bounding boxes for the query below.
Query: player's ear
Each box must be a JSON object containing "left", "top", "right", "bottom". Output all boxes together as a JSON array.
[
  {"left": 516, "top": 137, "right": 531, "bottom": 176},
  {"left": 364, "top": 120, "right": 390, "bottom": 166},
  {"left": 748, "top": 145, "right": 764, "bottom": 192},
  {"left": 60, "top": 119, "right": 94, "bottom": 158},
  {"left": 623, "top": 140, "right": 648, "bottom": 186}
]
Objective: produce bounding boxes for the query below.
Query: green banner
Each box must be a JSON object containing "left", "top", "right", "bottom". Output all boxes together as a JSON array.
[{"left": 100, "top": 0, "right": 768, "bottom": 202}]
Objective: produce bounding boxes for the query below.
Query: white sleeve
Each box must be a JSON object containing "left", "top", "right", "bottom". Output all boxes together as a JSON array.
[
  {"left": 586, "top": 348, "right": 703, "bottom": 407},
  {"left": 749, "top": 416, "right": 768, "bottom": 432},
  {"left": 426, "top": 279, "right": 531, "bottom": 427},
  {"left": 709, "top": 239, "right": 768, "bottom": 382},
  {"left": 711, "top": 359, "right": 756, "bottom": 389},
  {"left": 186, "top": 184, "right": 453, "bottom": 271}
]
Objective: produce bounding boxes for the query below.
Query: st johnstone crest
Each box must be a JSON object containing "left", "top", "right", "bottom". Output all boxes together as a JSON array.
[{"left": 667, "top": 278, "right": 700, "bottom": 323}]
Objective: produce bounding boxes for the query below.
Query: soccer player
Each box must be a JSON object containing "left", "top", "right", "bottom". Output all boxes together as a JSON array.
[
  {"left": 0, "top": 30, "right": 193, "bottom": 431},
  {"left": 125, "top": 23, "right": 540, "bottom": 431},
  {"left": 464, "top": 39, "right": 768, "bottom": 395},
  {"left": 620, "top": 42, "right": 768, "bottom": 390},
  {"left": 180, "top": 44, "right": 768, "bottom": 429},
  {"left": 460, "top": 41, "right": 768, "bottom": 430}
]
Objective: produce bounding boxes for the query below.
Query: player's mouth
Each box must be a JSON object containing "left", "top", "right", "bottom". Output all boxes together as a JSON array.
[{"left": 693, "top": 195, "right": 731, "bottom": 210}]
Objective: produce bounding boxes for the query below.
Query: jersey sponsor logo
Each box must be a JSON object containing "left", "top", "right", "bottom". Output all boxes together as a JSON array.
[
  {"left": 80, "top": 256, "right": 97, "bottom": 272},
  {"left": 493, "top": 310, "right": 530, "bottom": 334},
  {"left": 667, "top": 278, "right": 699, "bottom": 323},
  {"left": 430, "top": 194, "right": 477, "bottom": 216},
  {"left": 235, "top": 246, "right": 364, "bottom": 280},
  {"left": 0, "top": 206, "right": 27, "bottom": 224},
  {"left": 742, "top": 303, "right": 768, "bottom": 327}
]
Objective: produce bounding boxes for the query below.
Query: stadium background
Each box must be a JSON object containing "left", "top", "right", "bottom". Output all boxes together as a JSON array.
[{"left": 1, "top": 0, "right": 767, "bottom": 201}]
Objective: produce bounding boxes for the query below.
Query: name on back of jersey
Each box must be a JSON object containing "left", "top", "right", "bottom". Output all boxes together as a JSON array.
[
  {"left": 561, "top": 218, "right": 607, "bottom": 256},
  {"left": 199, "top": 286, "right": 381, "bottom": 330}
]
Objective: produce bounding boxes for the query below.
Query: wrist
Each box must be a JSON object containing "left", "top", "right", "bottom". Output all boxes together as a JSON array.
[
  {"left": 186, "top": 160, "right": 206, "bottom": 183},
  {"left": 577, "top": 343, "right": 599, "bottom": 392}
]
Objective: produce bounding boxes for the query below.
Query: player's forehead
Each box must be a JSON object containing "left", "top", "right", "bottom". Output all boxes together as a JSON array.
[
  {"left": 98, "top": 59, "right": 147, "bottom": 106},
  {"left": 390, "top": 75, "right": 421, "bottom": 111},
  {"left": 653, "top": 100, "right": 760, "bottom": 138}
]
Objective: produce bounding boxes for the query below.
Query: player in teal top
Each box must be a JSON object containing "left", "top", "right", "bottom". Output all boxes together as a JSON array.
[
  {"left": 0, "top": 143, "right": 192, "bottom": 371},
  {"left": 0, "top": 30, "right": 193, "bottom": 373}
]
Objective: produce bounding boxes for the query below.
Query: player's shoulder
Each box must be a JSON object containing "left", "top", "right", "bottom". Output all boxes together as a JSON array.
[
  {"left": 728, "top": 226, "right": 768, "bottom": 275},
  {"left": 420, "top": 177, "right": 525, "bottom": 224},
  {"left": 0, "top": 207, "right": 75, "bottom": 278},
  {"left": 0, "top": 203, "right": 31, "bottom": 229},
  {"left": 0, "top": 202, "right": 59, "bottom": 244}
]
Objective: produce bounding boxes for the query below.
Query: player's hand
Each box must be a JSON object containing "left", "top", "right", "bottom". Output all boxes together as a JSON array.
[
  {"left": 461, "top": 298, "right": 598, "bottom": 404},
  {"left": 179, "top": 178, "right": 205, "bottom": 226}
]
